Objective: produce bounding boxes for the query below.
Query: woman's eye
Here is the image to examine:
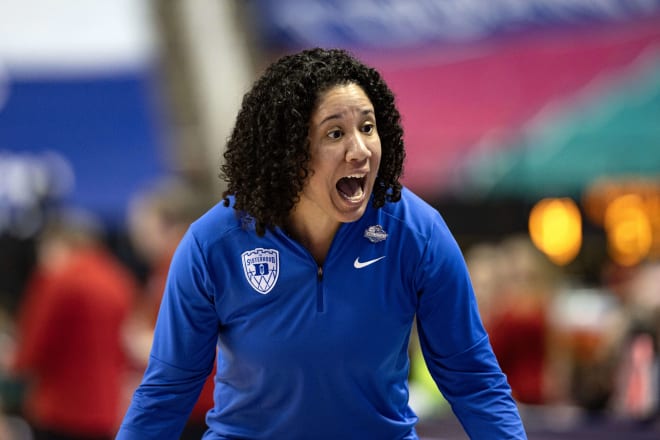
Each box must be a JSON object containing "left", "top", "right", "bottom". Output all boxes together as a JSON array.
[
  {"left": 327, "top": 129, "right": 342, "bottom": 140},
  {"left": 362, "top": 123, "right": 375, "bottom": 134}
]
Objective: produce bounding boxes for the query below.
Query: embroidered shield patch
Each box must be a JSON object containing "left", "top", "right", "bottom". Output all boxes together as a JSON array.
[{"left": 241, "top": 248, "right": 280, "bottom": 294}]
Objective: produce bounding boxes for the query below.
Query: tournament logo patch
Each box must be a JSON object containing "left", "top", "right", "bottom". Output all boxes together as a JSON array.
[
  {"left": 364, "top": 224, "right": 388, "bottom": 243},
  {"left": 241, "top": 248, "right": 280, "bottom": 294}
]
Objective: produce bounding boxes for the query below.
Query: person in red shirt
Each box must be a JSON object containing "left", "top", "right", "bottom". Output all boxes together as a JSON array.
[
  {"left": 483, "top": 236, "right": 561, "bottom": 406},
  {"left": 10, "top": 210, "right": 136, "bottom": 440}
]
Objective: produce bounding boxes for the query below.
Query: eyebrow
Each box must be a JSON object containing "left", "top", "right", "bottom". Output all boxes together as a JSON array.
[{"left": 318, "top": 109, "right": 375, "bottom": 126}]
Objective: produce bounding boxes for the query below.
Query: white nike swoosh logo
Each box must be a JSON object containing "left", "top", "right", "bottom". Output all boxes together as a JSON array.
[{"left": 353, "top": 256, "right": 386, "bottom": 269}]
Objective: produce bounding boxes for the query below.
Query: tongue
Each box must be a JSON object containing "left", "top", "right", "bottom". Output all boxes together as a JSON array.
[{"left": 337, "top": 177, "right": 362, "bottom": 199}]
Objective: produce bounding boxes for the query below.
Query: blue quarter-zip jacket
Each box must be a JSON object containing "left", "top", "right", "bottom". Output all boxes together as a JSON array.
[{"left": 117, "top": 188, "right": 526, "bottom": 439}]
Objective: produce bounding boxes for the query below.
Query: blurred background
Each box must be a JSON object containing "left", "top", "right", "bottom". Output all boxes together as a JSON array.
[{"left": 0, "top": 0, "right": 659, "bottom": 439}]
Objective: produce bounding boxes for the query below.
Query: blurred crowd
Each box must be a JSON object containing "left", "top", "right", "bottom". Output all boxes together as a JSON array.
[
  {"left": 0, "top": 182, "right": 659, "bottom": 439},
  {"left": 420, "top": 235, "right": 660, "bottom": 433},
  {"left": 0, "top": 178, "right": 213, "bottom": 440}
]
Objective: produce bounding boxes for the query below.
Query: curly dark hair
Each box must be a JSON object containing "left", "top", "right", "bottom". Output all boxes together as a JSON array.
[{"left": 220, "top": 47, "right": 405, "bottom": 235}]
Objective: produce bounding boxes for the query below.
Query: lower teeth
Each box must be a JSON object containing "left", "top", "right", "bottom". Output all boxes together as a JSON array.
[{"left": 340, "top": 188, "right": 364, "bottom": 201}]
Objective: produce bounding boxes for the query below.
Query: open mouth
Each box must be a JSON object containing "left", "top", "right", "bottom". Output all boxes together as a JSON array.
[{"left": 336, "top": 175, "right": 366, "bottom": 201}]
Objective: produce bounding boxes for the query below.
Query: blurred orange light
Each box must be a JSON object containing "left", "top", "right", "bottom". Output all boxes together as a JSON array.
[
  {"left": 529, "top": 198, "right": 582, "bottom": 266},
  {"left": 603, "top": 194, "right": 652, "bottom": 266}
]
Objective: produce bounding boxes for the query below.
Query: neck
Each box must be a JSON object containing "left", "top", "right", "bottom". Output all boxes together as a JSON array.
[{"left": 286, "top": 212, "right": 340, "bottom": 266}]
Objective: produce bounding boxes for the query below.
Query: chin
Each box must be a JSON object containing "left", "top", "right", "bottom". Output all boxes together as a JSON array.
[
  {"left": 338, "top": 211, "right": 366, "bottom": 224},
  {"left": 334, "top": 196, "right": 370, "bottom": 223}
]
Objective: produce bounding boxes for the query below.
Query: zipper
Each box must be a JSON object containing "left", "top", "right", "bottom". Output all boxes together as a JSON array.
[
  {"left": 316, "top": 265, "right": 324, "bottom": 312},
  {"left": 276, "top": 225, "right": 340, "bottom": 314}
]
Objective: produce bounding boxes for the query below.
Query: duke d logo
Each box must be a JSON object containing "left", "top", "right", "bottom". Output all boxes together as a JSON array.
[{"left": 242, "top": 248, "right": 280, "bottom": 294}]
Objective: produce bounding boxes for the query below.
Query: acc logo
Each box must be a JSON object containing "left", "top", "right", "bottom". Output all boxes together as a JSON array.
[{"left": 241, "top": 248, "right": 280, "bottom": 294}]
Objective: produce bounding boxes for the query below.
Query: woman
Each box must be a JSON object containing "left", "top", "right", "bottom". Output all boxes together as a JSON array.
[{"left": 117, "top": 48, "right": 526, "bottom": 439}]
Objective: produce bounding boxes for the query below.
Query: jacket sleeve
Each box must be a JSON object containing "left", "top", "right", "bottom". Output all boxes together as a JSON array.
[
  {"left": 415, "top": 219, "right": 527, "bottom": 439},
  {"left": 117, "top": 229, "right": 219, "bottom": 439}
]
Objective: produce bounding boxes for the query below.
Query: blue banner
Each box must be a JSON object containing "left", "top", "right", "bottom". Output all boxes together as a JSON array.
[
  {"left": 0, "top": 69, "right": 168, "bottom": 234},
  {"left": 251, "top": 0, "right": 660, "bottom": 50}
]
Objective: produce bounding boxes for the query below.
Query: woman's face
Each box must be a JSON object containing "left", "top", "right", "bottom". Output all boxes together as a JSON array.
[{"left": 296, "top": 83, "right": 382, "bottom": 227}]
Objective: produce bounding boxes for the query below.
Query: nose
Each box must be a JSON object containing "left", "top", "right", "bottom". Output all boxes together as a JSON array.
[{"left": 345, "top": 132, "right": 371, "bottom": 162}]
